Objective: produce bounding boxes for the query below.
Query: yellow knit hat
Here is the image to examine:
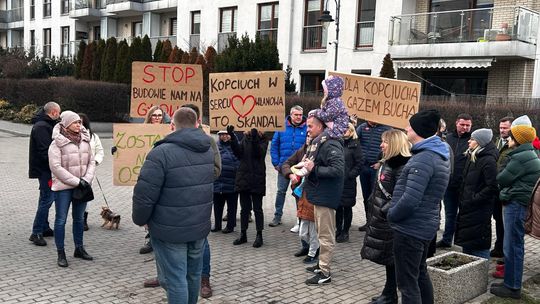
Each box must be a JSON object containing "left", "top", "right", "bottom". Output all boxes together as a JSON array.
[{"left": 511, "top": 115, "right": 536, "bottom": 145}]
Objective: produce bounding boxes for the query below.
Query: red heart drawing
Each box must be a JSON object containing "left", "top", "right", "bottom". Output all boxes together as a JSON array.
[{"left": 230, "top": 95, "right": 256, "bottom": 118}]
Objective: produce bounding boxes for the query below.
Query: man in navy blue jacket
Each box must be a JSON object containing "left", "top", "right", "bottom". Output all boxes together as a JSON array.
[
  {"left": 269, "top": 105, "right": 307, "bottom": 229},
  {"left": 387, "top": 109, "right": 451, "bottom": 304}
]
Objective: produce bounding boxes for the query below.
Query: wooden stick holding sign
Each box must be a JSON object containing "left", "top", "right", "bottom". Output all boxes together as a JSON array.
[
  {"left": 130, "top": 61, "right": 203, "bottom": 119},
  {"left": 113, "top": 123, "right": 171, "bottom": 186},
  {"left": 209, "top": 70, "right": 285, "bottom": 132},
  {"left": 329, "top": 72, "right": 421, "bottom": 129}
]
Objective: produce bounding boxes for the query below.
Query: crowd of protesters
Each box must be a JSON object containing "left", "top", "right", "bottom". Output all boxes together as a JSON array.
[{"left": 26, "top": 73, "right": 540, "bottom": 304}]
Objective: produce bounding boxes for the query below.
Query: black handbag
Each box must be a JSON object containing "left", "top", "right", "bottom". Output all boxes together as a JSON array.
[{"left": 72, "top": 185, "right": 94, "bottom": 203}]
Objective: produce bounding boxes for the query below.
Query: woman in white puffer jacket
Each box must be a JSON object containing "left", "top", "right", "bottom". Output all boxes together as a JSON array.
[{"left": 48, "top": 111, "right": 95, "bottom": 268}]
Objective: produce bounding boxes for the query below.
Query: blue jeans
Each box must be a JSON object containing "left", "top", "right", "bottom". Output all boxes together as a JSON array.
[
  {"left": 152, "top": 237, "right": 205, "bottom": 304},
  {"left": 503, "top": 201, "right": 527, "bottom": 290},
  {"left": 393, "top": 231, "right": 434, "bottom": 304},
  {"left": 462, "top": 248, "right": 490, "bottom": 260},
  {"left": 32, "top": 174, "right": 55, "bottom": 235},
  {"left": 202, "top": 238, "right": 210, "bottom": 278},
  {"left": 441, "top": 188, "right": 459, "bottom": 244},
  {"left": 53, "top": 189, "right": 87, "bottom": 251},
  {"left": 359, "top": 165, "right": 377, "bottom": 217},
  {"left": 273, "top": 174, "right": 290, "bottom": 220}
]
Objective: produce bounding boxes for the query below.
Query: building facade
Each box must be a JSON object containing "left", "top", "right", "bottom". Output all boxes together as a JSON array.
[{"left": 1, "top": 0, "right": 539, "bottom": 98}]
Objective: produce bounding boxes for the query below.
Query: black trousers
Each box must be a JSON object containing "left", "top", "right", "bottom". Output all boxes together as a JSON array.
[
  {"left": 493, "top": 198, "right": 504, "bottom": 252},
  {"left": 213, "top": 192, "right": 238, "bottom": 230},
  {"left": 335, "top": 206, "right": 353, "bottom": 234},
  {"left": 382, "top": 264, "right": 398, "bottom": 297},
  {"left": 239, "top": 192, "right": 264, "bottom": 232}
]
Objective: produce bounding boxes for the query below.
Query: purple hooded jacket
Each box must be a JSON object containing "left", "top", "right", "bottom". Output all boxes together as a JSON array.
[{"left": 316, "top": 76, "right": 349, "bottom": 138}]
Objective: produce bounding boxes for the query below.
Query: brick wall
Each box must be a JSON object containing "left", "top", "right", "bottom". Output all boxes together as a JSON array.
[
  {"left": 487, "top": 60, "right": 510, "bottom": 98},
  {"left": 487, "top": 59, "right": 534, "bottom": 98}
]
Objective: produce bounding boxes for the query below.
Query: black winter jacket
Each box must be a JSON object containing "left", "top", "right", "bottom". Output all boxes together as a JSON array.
[
  {"left": 446, "top": 131, "right": 472, "bottom": 189},
  {"left": 361, "top": 155, "right": 409, "bottom": 265},
  {"left": 132, "top": 128, "right": 214, "bottom": 243},
  {"left": 455, "top": 142, "right": 499, "bottom": 250},
  {"left": 304, "top": 138, "right": 345, "bottom": 210},
  {"left": 213, "top": 140, "right": 239, "bottom": 193},
  {"left": 231, "top": 132, "right": 269, "bottom": 195},
  {"left": 341, "top": 137, "right": 363, "bottom": 207},
  {"left": 28, "top": 109, "right": 58, "bottom": 178}
]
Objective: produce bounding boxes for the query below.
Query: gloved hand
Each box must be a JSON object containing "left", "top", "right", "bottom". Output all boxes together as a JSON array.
[
  {"left": 227, "top": 125, "right": 235, "bottom": 136},
  {"left": 111, "top": 146, "right": 117, "bottom": 155},
  {"left": 79, "top": 179, "right": 90, "bottom": 189},
  {"left": 251, "top": 128, "right": 258, "bottom": 139}
]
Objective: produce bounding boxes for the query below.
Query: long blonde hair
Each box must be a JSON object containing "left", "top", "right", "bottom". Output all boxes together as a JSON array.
[
  {"left": 381, "top": 129, "right": 412, "bottom": 160},
  {"left": 466, "top": 145, "right": 482, "bottom": 163}
]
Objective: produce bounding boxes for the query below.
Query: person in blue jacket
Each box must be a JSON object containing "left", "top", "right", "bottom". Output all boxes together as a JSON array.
[
  {"left": 269, "top": 105, "right": 307, "bottom": 230},
  {"left": 386, "top": 109, "right": 451, "bottom": 304}
]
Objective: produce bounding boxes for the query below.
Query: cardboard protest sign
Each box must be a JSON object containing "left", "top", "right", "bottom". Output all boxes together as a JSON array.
[
  {"left": 329, "top": 72, "right": 421, "bottom": 129},
  {"left": 113, "top": 123, "right": 171, "bottom": 186},
  {"left": 209, "top": 70, "right": 285, "bottom": 132},
  {"left": 130, "top": 61, "right": 203, "bottom": 119}
]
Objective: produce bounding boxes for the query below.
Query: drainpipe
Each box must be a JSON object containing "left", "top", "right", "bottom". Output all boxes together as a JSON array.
[{"left": 287, "top": 0, "right": 295, "bottom": 70}]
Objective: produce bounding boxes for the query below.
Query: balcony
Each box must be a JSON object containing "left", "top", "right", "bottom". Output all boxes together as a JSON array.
[
  {"left": 388, "top": 6, "right": 538, "bottom": 60},
  {"left": 218, "top": 32, "right": 236, "bottom": 53},
  {"left": 302, "top": 25, "right": 327, "bottom": 51},
  {"left": 189, "top": 34, "right": 200, "bottom": 51},
  {"left": 0, "top": 8, "right": 24, "bottom": 29},
  {"left": 70, "top": 0, "right": 102, "bottom": 21},
  {"left": 105, "top": 0, "right": 144, "bottom": 16}
]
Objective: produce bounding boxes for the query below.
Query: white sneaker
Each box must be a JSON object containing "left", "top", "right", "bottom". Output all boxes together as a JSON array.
[{"left": 290, "top": 224, "right": 300, "bottom": 233}]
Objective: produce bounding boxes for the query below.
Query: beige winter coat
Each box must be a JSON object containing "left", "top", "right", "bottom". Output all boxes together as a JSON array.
[{"left": 48, "top": 124, "right": 96, "bottom": 191}]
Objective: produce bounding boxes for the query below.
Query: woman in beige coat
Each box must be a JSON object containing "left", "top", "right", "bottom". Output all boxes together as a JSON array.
[{"left": 49, "top": 111, "right": 95, "bottom": 267}]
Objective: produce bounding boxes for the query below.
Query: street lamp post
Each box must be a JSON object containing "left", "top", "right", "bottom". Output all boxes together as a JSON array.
[{"left": 318, "top": 0, "right": 341, "bottom": 71}]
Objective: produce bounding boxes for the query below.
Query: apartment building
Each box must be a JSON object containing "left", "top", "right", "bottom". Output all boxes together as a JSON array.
[{"left": 1, "top": 0, "right": 539, "bottom": 98}]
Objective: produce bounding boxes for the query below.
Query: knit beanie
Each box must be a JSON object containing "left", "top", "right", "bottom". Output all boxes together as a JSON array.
[
  {"left": 409, "top": 109, "right": 441, "bottom": 139},
  {"left": 60, "top": 111, "right": 81, "bottom": 128},
  {"left": 511, "top": 115, "right": 536, "bottom": 145},
  {"left": 471, "top": 128, "right": 493, "bottom": 147}
]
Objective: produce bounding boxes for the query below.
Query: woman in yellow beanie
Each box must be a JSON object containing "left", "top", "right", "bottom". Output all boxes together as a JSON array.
[{"left": 490, "top": 115, "right": 540, "bottom": 299}]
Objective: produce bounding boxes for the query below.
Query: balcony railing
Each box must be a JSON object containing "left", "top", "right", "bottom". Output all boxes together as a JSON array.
[
  {"left": 189, "top": 34, "right": 200, "bottom": 51},
  {"left": 106, "top": 0, "right": 160, "bottom": 3},
  {"left": 218, "top": 32, "right": 236, "bottom": 53},
  {"left": 0, "top": 8, "right": 24, "bottom": 23},
  {"left": 258, "top": 29, "right": 278, "bottom": 43},
  {"left": 356, "top": 21, "right": 374, "bottom": 47},
  {"left": 302, "top": 25, "right": 327, "bottom": 50},
  {"left": 389, "top": 6, "right": 538, "bottom": 46},
  {"left": 74, "top": 0, "right": 105, "bottom": 9}
]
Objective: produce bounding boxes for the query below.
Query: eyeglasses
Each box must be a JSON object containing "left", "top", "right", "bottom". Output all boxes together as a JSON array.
[{"left": 151, "top": 114, "right": 163, "bottom": 117}]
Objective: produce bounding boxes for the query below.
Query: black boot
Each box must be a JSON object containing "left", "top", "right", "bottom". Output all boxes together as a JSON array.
[
  {"left": 74, "top": 246, "right": 93, "bottom": 260},
  {"left": 233, "top": 230, "right": 247, "bottom": 245},
  {"left": 83, "top": 212, "right": 89, "bottom": 231},
  {"left": 253, "top": 231, "right": 263, "bottom": 248},
  {"left": 57, "top": 250, "right": 68, "bottom": 267},
  {"left": 368, "top": 293, "right": 398, "bottom": 304}
]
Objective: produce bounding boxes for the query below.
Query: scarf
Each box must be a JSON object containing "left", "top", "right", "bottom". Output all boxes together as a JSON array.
[{"left": 60, "top": 125, "right": 82, "bottom": 145}]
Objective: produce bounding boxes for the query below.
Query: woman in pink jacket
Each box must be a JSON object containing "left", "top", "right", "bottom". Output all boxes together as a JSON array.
[{"left": 48, "top": 111, "right": 95, "bottom": 268}]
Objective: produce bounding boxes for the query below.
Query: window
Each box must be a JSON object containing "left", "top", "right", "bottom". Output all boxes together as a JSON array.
[
  {"left": 258, "top": 2, "right": 279, "bottom": 42},
  {"left": 422, "top": 70, "right": 488, "bottom": 96},
  {"left": 218, "top": 7, "right": 237, "bottom": 52},
  {"left": 61, "top": 27, "right": 70, "bottom": 57},
  {"left": 43, "top": 28, "right": 51, "bottom": 58},
  {"left": 300, "top": 72, "right": 326, "bottom": 95},
  {"left": 30, "top": 0, "right": 35, "bottom": 20},
  {"left": 303, "top": 0, "right": 326, "bottom": 50},
  {"left": 132, "top": 22, "right": 142, "bottom": 37},
  {"left": 170, "top": 18, "right": 177, "bottom": 36},
  {"left": 61, "top": 0, "right": 70, "bottom": 15},
  {"left": 356, "top": 0, "right": 376, "bottom": 48},
  {"left": 190, "top": 11, "right": 200, "bottom": 51},
  {"left": 43, "top": 0, "right": 51, "bottom": 18},
  {"left": 93, "top": 26, "right": 101, "bottom": 41},
  {"left": 30, "top": 30, "right": 35, "bottom": 56}
]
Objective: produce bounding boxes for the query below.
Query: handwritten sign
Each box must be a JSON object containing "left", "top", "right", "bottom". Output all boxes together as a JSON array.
[
  {"left": 130, "top": 61, "right": 203, "bottom": 118},
  {"left": 113, "top": 123, "right": 171, "bottom": 186},
  {"left": 209, "top": 70, "right": 285, "bottom": 132},
  {"left": 329, "top": 72, "right": 421, "bottom": 129}
]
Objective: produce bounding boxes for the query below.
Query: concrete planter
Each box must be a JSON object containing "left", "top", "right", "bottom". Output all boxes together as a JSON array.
[{"left": 427, "top": 251, "right": 489, "bottom": 304}]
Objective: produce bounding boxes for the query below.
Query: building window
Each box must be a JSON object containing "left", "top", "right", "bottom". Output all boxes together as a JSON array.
[
  {"left": 30, "top": 0, "right": 35, "bottom": 20},
  {"left": 61, "top": 0, "right": 70, "bottom": 15},
  {"left": 43, "top": 28, "right": 51, "bottom": 58},
  {"left": 218, "top": 7, "right": 237, "bottom": 52},
  {"left": 258, "top": 2, "right": 279, "bottom": 42},
  {"left": 132, "top": 22, "right": 142, "bottom": 37},
  {"left": 300, "top": 72, "right": 325, "bottom": 95},
  {"left": 303, "top": 0, "right": 326, "bottom": 50},
  {"left": 422, "top": 70, "right": 488, "bottom": 96},
  {"left": 43, "top": 0, "right": 51, "bottom": 18},
  {"left": 30, "top": 30, "right": 35, "bottom": 56},
  {"left": 93, "top": 26, "right": 101, "bottom": 41},
  {"left": 61, "top": 26, "right": 70, "bottom": 57},
  {"left": 189, "top": 11, "right": 200, "bottom": 51},
  {"left": 356, "top": 0, "right": 376, "bottom": 48},
  {"left": 170, "top": 18, "right": 177, "bottom": 36}
]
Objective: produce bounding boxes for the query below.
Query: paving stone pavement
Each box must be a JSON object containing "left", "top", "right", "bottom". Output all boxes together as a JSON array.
[{"left": 0, "top": 125, "right": 539, "bottom": 304}]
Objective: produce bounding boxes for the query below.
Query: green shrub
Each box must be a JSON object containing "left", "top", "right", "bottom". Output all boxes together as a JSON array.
[{"left": 13, "top": 104, "right": 39, "bottom": 123}]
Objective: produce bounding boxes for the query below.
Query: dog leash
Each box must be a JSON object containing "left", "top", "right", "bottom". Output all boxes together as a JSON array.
[{"left": 95, "top": 176, "right": 110, "bottom": 208}]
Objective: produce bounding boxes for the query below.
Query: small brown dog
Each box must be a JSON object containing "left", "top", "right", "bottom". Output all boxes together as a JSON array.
[{"left": 100, "top": 206, "right": 121, "bottom": 230}]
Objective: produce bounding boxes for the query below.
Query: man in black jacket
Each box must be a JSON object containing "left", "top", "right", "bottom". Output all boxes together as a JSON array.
[
  {"left": 28, "top": 102, "right": 60, "bottom": 246},
  {"left": 133, "top": 107, "right": 214, "bottom": 304},
  {"left": 438, "top": 113, "right": 472, "bottom": 248},
  {"left": 302, "top": 112, "right": 345, "bottom": 285}
]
